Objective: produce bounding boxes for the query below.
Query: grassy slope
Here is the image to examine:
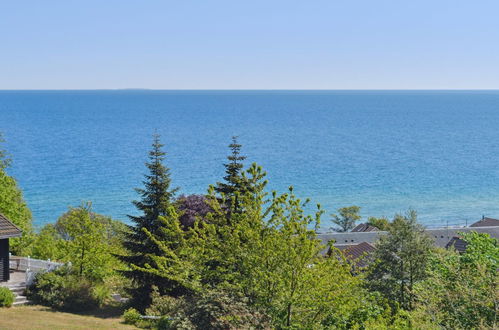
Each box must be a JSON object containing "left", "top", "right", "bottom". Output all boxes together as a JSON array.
[{"left": 0, "top": 305, "right": 136, "bottom": 330}]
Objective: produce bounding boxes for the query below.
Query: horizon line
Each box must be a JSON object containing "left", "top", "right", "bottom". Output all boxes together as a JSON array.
[{"left": 1, "top": 88, "right": 499, "bottom": 92}]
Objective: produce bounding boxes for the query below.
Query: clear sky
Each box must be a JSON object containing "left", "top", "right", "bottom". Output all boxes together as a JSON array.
[{"left": 1, "top": 1, "right": 498, "bottom": 89}]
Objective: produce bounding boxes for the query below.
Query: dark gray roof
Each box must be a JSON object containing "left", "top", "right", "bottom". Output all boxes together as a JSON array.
[
  {"left": 319, "top": 226, "right": 499, "bottom": 248},
  {"left": 470, "top": 217, "right": 499, "bottom": 228},
  {"left": 351, "top": 223, "right": 379, "bottom": 232},
  {"left": 0, "top": 213, "right": 22, "bottom": 239},
  {"left": 445, "top": 237, "right": 468, "bottom": 253}
]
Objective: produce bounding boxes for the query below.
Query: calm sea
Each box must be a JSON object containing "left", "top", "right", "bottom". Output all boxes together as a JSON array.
[{"left": 1, "top": 90, "right": 499, "bottom": 229}]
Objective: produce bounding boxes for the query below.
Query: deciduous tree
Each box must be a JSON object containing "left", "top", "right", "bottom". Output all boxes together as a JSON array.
[
  {"left": 331, "top": 205, "right": 361, "bottom": 232},
  {"left": 414, "top": 232, "right": 498, "bottom": 328},
  {"left": 142, "top": 166, "right": 389, "bottom": 328},
  {"left": 53, "top": 203, "right": 116, "bottom": 280},
  {"left": 175, "top": 194, "right": 211, "bottom": 228},
  {"left": 366, "top": 210, "right": 433, "bottom": 311},
  {"left": 367, "top": 216, "right": 391, "bottom": 231},
  {"left": 0, "top": 132, "right": 33, "bottom": 255}
]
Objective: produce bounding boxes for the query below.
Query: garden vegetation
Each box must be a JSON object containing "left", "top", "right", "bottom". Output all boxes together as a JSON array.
[{"left": 0, "top": 133, "right": 497, "bottom": 329}]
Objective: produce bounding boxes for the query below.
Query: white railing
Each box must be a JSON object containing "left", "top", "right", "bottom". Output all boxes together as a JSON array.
[
  {"left": 9, "top": 255, "right": 64, "bottom": 286},
  {"left": 10, "top": 256, "right": 62, "bottom": 272}
]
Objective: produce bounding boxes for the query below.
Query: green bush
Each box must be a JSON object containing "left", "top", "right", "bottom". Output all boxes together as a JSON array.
[
  {"left": 0, "top": 287, "right": 14, "bottom": 307},
  {"left": 156, "top": 316, "right": 172, "bottom": 330},
  {"left": 122, "top": 307, "right": 141, "bottom": 325},
  {"left": 168, "top": 290, "right": 270, "bottom": 330},
  {"left": 145, "top": 286, "right": 179, "bottom": 317},
  {"left": 92, "top": 284, "right": 111, "bottom": 307},
  {"left": 26, "top": 266, "right": 107, "bottom": 312}
]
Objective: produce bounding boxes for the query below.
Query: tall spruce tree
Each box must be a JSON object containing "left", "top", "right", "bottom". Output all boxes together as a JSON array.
[
  {"left": 119, "top": 134, "right": 179, "bottom": 309},
  {"left": 214, "top": 136, "right": 255, "bottom": 213},
  {"left": 214, "top": 136, "right": 249, "bottom": 196}
]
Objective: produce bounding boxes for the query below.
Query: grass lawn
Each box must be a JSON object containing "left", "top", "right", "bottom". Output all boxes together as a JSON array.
[{"left": 0, "top": 305, "right": 137, "bottom": 329}]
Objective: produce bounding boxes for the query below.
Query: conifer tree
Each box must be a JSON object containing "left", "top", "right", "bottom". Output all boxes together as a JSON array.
[
  {"left": 214, "top": 136, "right": 250, "bottom": 197},
  {"left": 214, "top": 136, "right": 260, "bottom": 214},
  {"left": 119, "top": 134, "right": 178, "bottom": 309}
]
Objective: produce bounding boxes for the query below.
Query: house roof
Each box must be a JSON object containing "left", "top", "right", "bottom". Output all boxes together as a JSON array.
[
  {"left": 343, "top": 242, "right": 375, "bottom": 260},
  {"left": 0, "top": 213, "right": 22, "bottom": 239},
  {"left": 351, "top": 223, "right": 379, "bottom": 232},
  {"left": 445, "top": 236, "right": 468, "bottom": 253},
  {"left": 319, "top": 226, "right": 499, "bottom": 248},
  {"left": 470, "top": 217, "right": 499, "bottom": 228},
  {"left": 342, "top": 242, "right": 376, "bottom": 267}
]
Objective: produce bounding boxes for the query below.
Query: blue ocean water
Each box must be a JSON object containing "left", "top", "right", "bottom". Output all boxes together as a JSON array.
[{"left": 1, "top": 90, "right": 499, "bottom": 229}]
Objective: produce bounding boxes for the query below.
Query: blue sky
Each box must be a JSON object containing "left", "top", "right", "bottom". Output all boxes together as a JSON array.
[{"left": 1, "top": 1, "right": 498, "bottom": 89}]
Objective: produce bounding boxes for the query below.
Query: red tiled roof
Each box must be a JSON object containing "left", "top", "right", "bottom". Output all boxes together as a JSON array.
[
  {"left": 342, "top": 242, "right": 376, "bottom": 261},
  {"left": 470, "top": 217, "right": 499, "bottom": 228},
  {"left": 0, "top": 213, "right": 22, "bottom": 239},
  {"left": 351, "top": 223, "right": 379, "bottom": 232}
]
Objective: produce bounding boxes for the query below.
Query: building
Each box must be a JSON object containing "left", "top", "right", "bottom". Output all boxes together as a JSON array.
[
  {"left": 470, "top": 216, "right": 499, "bottom": 228},
  {"left": 341, "top": 242, "right": 376, "bottom": 268},
  {"left": 445, "top": 236, "right": 467, "bottom": 253},
  {"left": 351, "top": 223, "right": 379, "bottom": 232},
  {"left": 0, "top": 214, "right": 22, "bottom": 282},
  {"left": 319, "top": 218, "right": 499, "bottom": 252}
]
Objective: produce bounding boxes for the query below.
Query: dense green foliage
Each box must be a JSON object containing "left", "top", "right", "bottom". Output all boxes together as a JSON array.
[
  {"left": 57, "top": 203, "right": 120, "bottom": 279},
  {"left": 331, "top": 205, "right": 361, "bottom": 232},
  {"left": 122, "top": 308, "right": 142, "bottom": 325},
  {"left": 0, "top": 133, "right": 33, "bottom": 255},
  {"left": 414, "top": 232, "right": 498, "bottom": 329},
  {"left": 166, "top": 290, "right": 271, "bottom": 329},
  {"left": 367, "top": 216, "right": 391, "bottom": 231},
  {"left": 27, "top": 266, "right": 110, "bottom": 311},
  {"left": 25, "top": 205, "right": 126, "bottom": 313},
  {"left": 0, "top": 287, "right": 14, "bottom": 308},
  {"left": 119, "top": 134, "right": 180, "bottom": 308},
  {"left": 366, "top": 211, "right": 434, "bottom": 311},
  {"left": 131, "top": 164, "right": 399, "bottom": 328},
  {"left": 3, "top": 134, "right": 498, "bottom": 328},
  {"left": 28, "top": 203, "right": 125, "bottom": 282}
]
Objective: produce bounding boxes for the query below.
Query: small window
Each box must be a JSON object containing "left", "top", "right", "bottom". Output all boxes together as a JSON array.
[
  {"left": 351, "top": 240, "right": 354, "bottom": 242},
  {"left": 441, "top": 235, "right": 444, "bottom": 238}
]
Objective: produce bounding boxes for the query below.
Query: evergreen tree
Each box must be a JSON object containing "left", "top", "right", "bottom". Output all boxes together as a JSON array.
[
  {"left": 214, "top": 137, "right": 267, "bottom": 214},
  {"left": 119, "top": 134, "right": 179, "bottom": 309},
  {"left": 137, "top": 180, "right": 392, "bottom": 328},
  {"left": 214, "top": 136, "right": 252, "bottom": 198}
]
